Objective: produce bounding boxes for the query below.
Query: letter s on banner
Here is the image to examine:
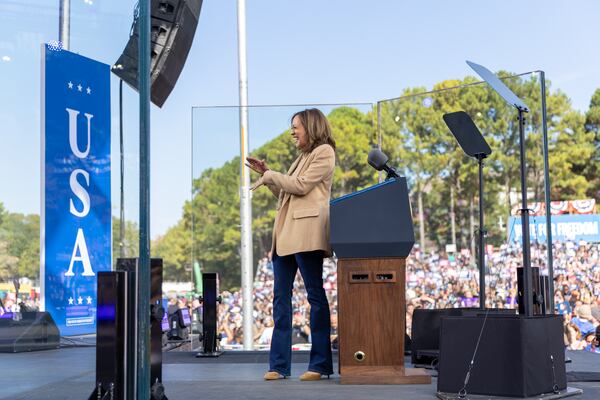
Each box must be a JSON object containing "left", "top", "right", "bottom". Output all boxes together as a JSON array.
[{"left": 69, "top": 169, "right": 90, "bottom": 217}]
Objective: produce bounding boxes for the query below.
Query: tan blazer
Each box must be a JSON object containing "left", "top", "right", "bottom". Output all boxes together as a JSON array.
[{"left": 252, "top": 144, "right": 335, "bottom": 257}]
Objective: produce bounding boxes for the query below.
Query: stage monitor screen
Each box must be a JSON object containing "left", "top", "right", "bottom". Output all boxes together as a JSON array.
[
  {"left": 161, "top": 311, "right": 169, "bottom": 332},
  {"left": 180, "top": 308, "right": 191, "bottom": 327}
]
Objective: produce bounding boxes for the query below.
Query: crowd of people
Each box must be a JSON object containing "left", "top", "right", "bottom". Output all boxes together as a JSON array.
[
  {"left": 216, "top": 257, "right": 338, "bottom": 349},
  {"left": 215, "top": 240, "right": 599, "bottom": 353},
  {"left": 1, "top": 241, "right": 597, "bottom": 353}
]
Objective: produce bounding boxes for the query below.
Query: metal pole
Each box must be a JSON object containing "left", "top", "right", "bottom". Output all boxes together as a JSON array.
[
  {"left": 518, "top": 109, "right": 534, "bottom": 317},
  {"left": 191, "top": 108, "right": 196, "bottom": 289},
  {"left": 478, "top": 156, "right": 486, "bottom": 309},
  {"left": 137, "top": 0, "right": 152, "bottom": 397},
  {"left": 450, "top": 185, "right": 457, "bottom": 246},
  {"left": 59, "top": 0, "right": 70, "bottom": 50},
  {"left": 237, "top": 0, "right": 254, "bottom": 350},
  {"left": 376, "top": 102, "right": 383, "bottom": 183},
  {"left": 540, "top": 71, "right": 555, "bottom": 313},
  {"left": 119, "top": 79, "right": 125, "bottom": 259}
]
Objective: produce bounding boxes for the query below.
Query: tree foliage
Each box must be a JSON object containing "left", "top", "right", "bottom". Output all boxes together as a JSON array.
[
  {"left": 584, "top": 88, "right": 600, "bottom": 200},
  {"left": 1, "top": 76, "right": 597, "bottom": 291},
  {"left": 0, "top": 205, "right": 39, "bottom": 280},
  {"left": 159, "top": 75, "right": 596, "bottom": 290}
]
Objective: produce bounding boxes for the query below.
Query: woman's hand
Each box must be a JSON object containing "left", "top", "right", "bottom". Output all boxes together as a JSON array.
[{"left": 245, "top": 156, "right": 269, "bottom": 175}]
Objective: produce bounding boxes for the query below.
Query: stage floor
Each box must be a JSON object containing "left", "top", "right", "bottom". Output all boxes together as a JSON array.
[{"left": 0, "top": 348, "right": 599, "bottom": 399}]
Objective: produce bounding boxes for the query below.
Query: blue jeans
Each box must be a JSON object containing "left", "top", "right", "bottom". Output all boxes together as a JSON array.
[{"left": 269, "top": 250, "right": 333, "bottom": 376}]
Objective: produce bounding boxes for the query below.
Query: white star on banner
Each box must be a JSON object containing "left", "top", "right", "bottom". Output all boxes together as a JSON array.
[
  {"left": 67, "top": 81, "right": 73, "bottom": 89},
  {"left": 77, "top": 84, "right": 82, "bottom": 92},
  {"left": 86, "top": 296, "right": 92, "bottom": 305},
  {"left": 77, "top": 296, "right": 83, "bottom": 305},
  {"left": 86, "top": 87, "right": 91, "bottom": 95},
  {"left": 68, "top": 297, "right": 74, "bottom": 305}
]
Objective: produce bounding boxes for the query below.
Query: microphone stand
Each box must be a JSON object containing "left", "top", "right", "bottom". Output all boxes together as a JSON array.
[{"left": 384, "top": 166, "right": 400, "bottom": 181}]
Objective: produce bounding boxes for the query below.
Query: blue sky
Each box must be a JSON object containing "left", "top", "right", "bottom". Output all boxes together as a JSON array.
[{"left": 1, "top": 0, "right": 599, "bottom": 237}]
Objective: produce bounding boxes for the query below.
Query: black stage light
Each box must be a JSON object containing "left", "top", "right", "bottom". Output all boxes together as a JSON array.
[{"left": 113, "top": 0, "right": 203, "bottom": 107}]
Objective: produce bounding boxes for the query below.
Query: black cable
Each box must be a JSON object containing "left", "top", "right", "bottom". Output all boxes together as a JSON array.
[{"left": 458, "top": 309, "right": 490, "bottom": 399}]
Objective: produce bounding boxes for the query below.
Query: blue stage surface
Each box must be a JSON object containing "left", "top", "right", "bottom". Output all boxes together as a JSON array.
[{"left": 0, "top": 348, "right": 599, "bottom": 399}]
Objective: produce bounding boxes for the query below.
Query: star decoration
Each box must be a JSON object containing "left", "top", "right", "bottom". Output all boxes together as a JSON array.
[
  {"left": 68, "top": 81, "right": 73, "bottom": 89},
  {"left": 77, "top": 296, "right": 83, "bottom": 305},
  {"left": 86, "top": 87, "right": 91, "bottom": 95},
  {"left": 86, "top": 296, "right": 92, "bottom": 305},
  {"left": 68, "top": 297, "right": 74, "bottom": 305},
  {"left": 77, "top": 84, "right": 82, "bottom": 92}
]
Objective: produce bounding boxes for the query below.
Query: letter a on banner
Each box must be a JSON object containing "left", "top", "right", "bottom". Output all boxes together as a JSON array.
[
  {"left": 66, "top": 228, "right": 94, "bottom": 277},
  {"left": 41, "top": 44, "right": 111, "bottom": 335}
]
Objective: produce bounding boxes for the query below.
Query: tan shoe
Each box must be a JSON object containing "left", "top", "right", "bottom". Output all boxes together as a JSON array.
[
  {"left": 299, "top": 371, "right": 329, "bottom": 381},
  {"left": 264, "top": 371, "right": 285, "bottom": 380}
]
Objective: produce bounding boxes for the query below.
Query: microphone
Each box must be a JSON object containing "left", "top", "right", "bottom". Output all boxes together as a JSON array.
[{"left": 367, "top": 148, "right": 399, "bottom": 179}]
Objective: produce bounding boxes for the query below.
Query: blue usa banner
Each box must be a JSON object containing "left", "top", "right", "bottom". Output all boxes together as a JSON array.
[{"left": 41, "top": 43, "right": 111, "bottom": 335}]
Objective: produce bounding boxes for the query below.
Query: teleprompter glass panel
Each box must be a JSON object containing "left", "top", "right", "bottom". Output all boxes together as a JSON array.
[
  {"left": 377, "top": 72, "right": 559, "bottom": 311},
  {"left": 191, "top": 103, "right": 375, "bottom": 348}
]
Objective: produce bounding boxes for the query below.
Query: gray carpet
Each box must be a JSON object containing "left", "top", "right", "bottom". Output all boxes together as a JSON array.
[{"left": 1, "top": 348, "right": 599, "bottom": 400}]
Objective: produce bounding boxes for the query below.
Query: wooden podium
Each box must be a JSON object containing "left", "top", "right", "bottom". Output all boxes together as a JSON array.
[{"left": 331, "top": 178, "right": 431, "bottom": 385}]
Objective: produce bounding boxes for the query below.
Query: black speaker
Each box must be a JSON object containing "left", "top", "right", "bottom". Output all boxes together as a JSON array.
[
  {"left": 517, "top": 266, "right": 544, "bottom": 315},
  {"left": 0, "top": 312, "right": 60, "bottom": 353},
  {"left": 199, "top": 272, "right": 220, "bottom": 355},
  {"left": 114, "top": 0, "right": 203, "bottom": 107},
  {"left": 92, "top": 271, "right": 128, "bottom": 399},
  {"left": 411, "top": 308, "right": 460, "bottom": 365},
  {"left": 437, "top": 314, "right": 566, "bottom": 397},
  {"left": 116, "top": 257, "right": 166, "bottom": 396},
  {"left": 539, "top": 275, "right": 552, "bottom": 315},
  {"left": 411, "top": 308, "right": 515, "bottom": 365}
]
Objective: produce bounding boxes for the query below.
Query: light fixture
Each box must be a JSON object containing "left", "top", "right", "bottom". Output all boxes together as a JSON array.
[{"left": 1, "top": 56, "right": 11, "bottom": 62}]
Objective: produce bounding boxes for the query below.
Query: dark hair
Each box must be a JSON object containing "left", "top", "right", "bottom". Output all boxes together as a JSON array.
[{"left": 291, "top": 108, "right": 336, "bottom": 153}]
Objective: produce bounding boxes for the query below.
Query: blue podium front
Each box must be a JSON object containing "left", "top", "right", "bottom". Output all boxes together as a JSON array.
[{"left": 330, "top": 177, "right": 415, "bottom": 259}]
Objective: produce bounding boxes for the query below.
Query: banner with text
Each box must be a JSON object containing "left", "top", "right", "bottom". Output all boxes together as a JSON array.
[
  {"left": 508, "top": 214, "right": 600, "bottom": 243},
  {"left": 41, "top": 44, "right": 111, "bottom": 335}
]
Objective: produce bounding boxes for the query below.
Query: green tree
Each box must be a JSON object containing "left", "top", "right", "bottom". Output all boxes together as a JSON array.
[
  {"left": 153, "top": 220, "right": 191, "bottom": 282},
  {"left": 158, "top": 76, "right": 595, "bottom": 289},
  {"left": 163, "top": 106, "right": 377, "bottom": 289},
  {"left": 546, "top": 90, "right": 594, "bottom": 199},
  {"left": 328, "top": 107, "right": 378, "bottom": 196},
  {"left": 0, "top": 241, "right": 19, "bottom": 281},
  {"left": 0, "top": 211, "right": 39, "bottom": 280},
  {"left": 378, "top": 73, "right": 594, "bottom": 252},
  {"left": 583, "top": 88, "right": 600, "bottom": 200},
  {"left": 111, "top": 217, "right": 139, "bottom": 265},
  {"left": 0, "top": 202, "right": 6, "bottom": 226}
]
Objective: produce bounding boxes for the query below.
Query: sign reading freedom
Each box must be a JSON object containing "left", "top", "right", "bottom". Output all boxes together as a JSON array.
[
  {"left": 508, "top": 214, "right": 600, "bottom": 243},
  {"left": 41, "top": 44, "right": 111, "bottom": 335}
]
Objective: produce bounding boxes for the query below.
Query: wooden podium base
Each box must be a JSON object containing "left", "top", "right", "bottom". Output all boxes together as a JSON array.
[
  {"left": 337, "top": 257, "right": 432, "bottom": 385},
  {"left": 340, "top": 366, "right": 432, "bottom": 385}
]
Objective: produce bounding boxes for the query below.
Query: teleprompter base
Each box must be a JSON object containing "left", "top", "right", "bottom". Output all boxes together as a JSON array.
[
  {"left": 340, "top": 366, "right": 432, "bottom": 385},
  {"left": 437, "top": 386, "right": 582, "bottom": 400}
]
